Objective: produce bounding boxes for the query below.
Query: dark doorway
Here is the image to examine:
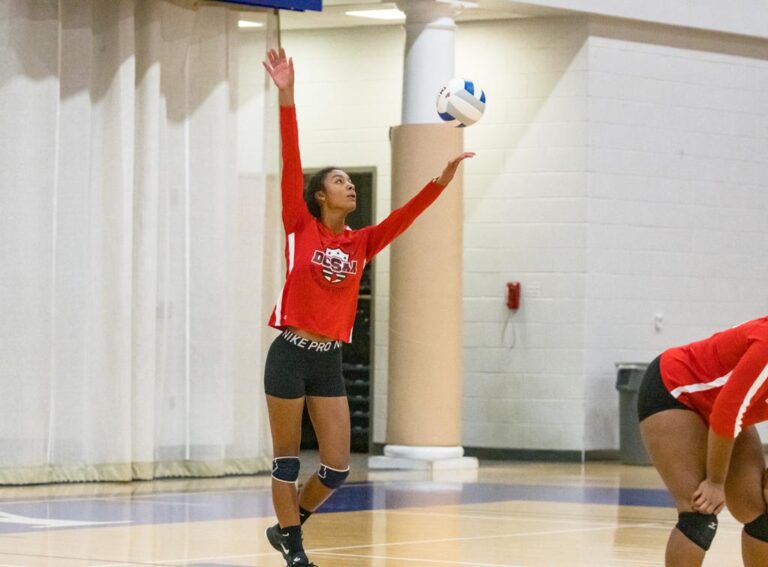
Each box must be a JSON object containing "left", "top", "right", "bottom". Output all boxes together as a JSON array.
[{"left": 300, "top": 168, "right": 375, "bottom": 453}]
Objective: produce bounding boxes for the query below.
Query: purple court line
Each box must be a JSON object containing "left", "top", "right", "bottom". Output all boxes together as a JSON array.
[{"left": 0, "top": 481, "right": 675, "bottom": 535}]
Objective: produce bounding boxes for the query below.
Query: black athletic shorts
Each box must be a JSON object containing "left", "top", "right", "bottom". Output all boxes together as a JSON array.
[
  {"left": 637, "top": 355, "right": 690, "bottom": 422},
  {"left": 264, "top": 329, "right": 346, "bottom": 399}
]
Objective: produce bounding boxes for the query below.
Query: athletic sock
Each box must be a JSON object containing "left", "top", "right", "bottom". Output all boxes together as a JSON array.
[
  {"left": 299, "top": 506, "right": 313, "bottom": 525},
  {"left": 281, "top": 524, "right": 303, "bottom": 554}
]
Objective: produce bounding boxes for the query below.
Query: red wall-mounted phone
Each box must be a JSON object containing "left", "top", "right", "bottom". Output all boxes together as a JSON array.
[{"left": 507, "top": 282, "right": 521, "bottom": 310}]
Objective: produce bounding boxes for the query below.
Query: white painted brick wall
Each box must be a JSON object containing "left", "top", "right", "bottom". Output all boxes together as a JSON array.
[
  {"left": 585, "top": 18, "right": 768, "bottom": 449},
  {"left": 282, "top": 15, "right": 768, "bottom": 453},
  {"left": 284, "top": 18, "right": 590, "bottom": 451},
  {"left": 460, "top": 18, "right": 589, "bottom": 451},
  {"left": 513, "top": 0, "right": 768, "bottom": 41}
]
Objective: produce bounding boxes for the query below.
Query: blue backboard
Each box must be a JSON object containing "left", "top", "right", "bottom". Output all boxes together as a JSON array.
[{"left": 216, "top": 0, "right": 321, "bottom": 11}]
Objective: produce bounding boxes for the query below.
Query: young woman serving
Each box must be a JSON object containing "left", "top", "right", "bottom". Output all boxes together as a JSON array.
[{"left": 261, "top": 47, "right": 474, "bottom": 567}]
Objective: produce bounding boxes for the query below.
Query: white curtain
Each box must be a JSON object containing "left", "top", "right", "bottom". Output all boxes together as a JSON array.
[{"left": 0, "top": 0, "right": 280, "bottom": 483}]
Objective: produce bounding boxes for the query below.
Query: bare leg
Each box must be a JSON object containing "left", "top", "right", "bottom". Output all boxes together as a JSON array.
[
  {"left": 266, "top": 394, "right": 305, "bottom": 528},
  {"left": 763, "top": 468, "right": 768, "bottom": 506},
  {"left": 640, "top": 409, "right": 709, "bottom": 567},
  {"left": 299, "top": 395, "right": 351, "bottom": 513},
  {"left": 723, "top": 426, "right": 768, "bottom": 567}
]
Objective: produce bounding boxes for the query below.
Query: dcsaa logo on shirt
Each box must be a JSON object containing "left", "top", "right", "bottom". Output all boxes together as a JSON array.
[{"left": 312, "top": 247, "right": 358, "bottom": 283}]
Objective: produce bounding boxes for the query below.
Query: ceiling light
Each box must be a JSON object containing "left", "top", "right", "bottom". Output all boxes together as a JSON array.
[
  {"left": 345, "top": 8, "right": 406, "bottom": 20},
  {"left": 238, "top": 20, "right": 264, "bottom": 28}
]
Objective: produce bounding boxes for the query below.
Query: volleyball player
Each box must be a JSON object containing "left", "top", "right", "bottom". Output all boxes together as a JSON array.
[
  {"left": 261, "top": 47, "right": 474, "bottom": 567},
  {"left": 638, "top": 316, "right": 768, "bottom": 566}
]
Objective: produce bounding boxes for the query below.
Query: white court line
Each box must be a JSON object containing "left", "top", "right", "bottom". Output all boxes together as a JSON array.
[
  {"left": 310, "top": 522, "right": 663, "bottom": 554},
  {"left": 635, "top": 523, "right": 743, "bottom": 533},
  {"left": 388, "top": 508, "right": 743, "bottom": 532},
  {"left": 314, "top": 551, "right": 663, "bottom": 567},
  {"left": 387, "top": 508, "right": 740, "bottom": 532},
  {"left": 0, "top": 539, "right": 277, "bottom": 567},
  {"left": 590, "top": 560, "right": 662, "bottom": 567},
  {"left": 96, "top": 498, "right": 210, "bottom": 508},
  {"left": 135, "top": 550, "right": 278, "bottom": 566},
  {"left": 0, "top": 511, "right": 130, "bottom": 530},
  {"left": 0, "top": 552, "right": 165, "bottom": 567},
  {"left": 310, "top": 551, "right": 523, "bottom": 567},
  {"left": 85, "top": 560, "right": 185, "bottom": 567},
  {"left": 0, "top": 490, "right": 263, "bottom": 507},
  {"left": 90, "top": 564, "right": 172, "bottom": 567},
  {"left": 135, "top": 521, "right": 665, "bottom": 565},
  {"left": 386, "top": 509, "right": 620, "bottom": 526}
]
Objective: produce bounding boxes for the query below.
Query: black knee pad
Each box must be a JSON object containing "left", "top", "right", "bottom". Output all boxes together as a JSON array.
[
  {"left": 744, "top": 513, "right": 768, "bottom": 543},
  {"left": 676, "top": 512, "right": 718, "bottom": 551},
  {"left": 272, "top": 456, "right": 300, "bottom": 483},
  {"left": 317, "top": 463, "right": 349, "bottom": 489}
]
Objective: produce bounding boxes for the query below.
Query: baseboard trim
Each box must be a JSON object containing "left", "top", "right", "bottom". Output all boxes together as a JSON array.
[
  {"left": 371, "top": 444, "right": 622, "bottom": 463},
  {"left": 463, "top": 447, "right": 583, "bottom": 462},
  {"left": 585, "top": 449, "right": 620, "bottom": 461}
]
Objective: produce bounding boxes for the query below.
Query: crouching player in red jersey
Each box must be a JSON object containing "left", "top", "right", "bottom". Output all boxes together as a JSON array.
[
  {"left": 261, "top": 47, "right": 474, "bottom": 567},
  {"left": 638, "top": 317, "right": 768, "bottom": 566}
]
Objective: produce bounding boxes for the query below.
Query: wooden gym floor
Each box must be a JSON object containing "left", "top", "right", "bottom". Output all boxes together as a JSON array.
[{"left": 0, "top": 452, "right": 753, "bottom": 566}]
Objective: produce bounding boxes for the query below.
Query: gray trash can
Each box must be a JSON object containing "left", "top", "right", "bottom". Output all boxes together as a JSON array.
[{"left": 615, "top": 363, "right": 651, "bottom": 466}]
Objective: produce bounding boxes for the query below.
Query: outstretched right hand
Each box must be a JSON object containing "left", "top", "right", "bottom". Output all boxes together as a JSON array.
[
  {"left": 435, "top": 152, "right": 475, "bottom": 187},
  {"left": 263, "top": 47, "right": 294, "bottom": 91}
]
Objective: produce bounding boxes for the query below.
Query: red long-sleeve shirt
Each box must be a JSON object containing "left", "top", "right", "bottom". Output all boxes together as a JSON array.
[
  {"left": 268, "top": 106, "right": 446, "bottom": 342},
  {"left": 661, "top": 317, "right": 768, "bottom": 438}
]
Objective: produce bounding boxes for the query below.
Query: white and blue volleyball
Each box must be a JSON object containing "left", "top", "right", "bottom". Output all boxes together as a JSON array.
[{"left": 436, "top": 78, "right": 486, "bottom": 127}]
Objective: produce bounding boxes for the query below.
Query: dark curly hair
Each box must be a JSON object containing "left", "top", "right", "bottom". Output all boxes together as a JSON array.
[{"left": 304, "top": 167, "right": 340, "bottom": 218}]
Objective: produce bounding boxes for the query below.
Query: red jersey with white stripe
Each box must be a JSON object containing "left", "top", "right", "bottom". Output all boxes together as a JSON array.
[
  {"left": 660, "top": 317, "right": 768, "bottom": 438},
  {"left": 268, "top": 106, "right": 446, "bottom": 342}
]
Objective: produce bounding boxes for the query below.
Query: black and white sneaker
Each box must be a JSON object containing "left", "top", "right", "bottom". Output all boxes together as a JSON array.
[
  {"left": 265, "top": 525, "right": 318, "bottom": 566},
  {"left": 265, "top": 524, "right": 291, "bottom": 562}
]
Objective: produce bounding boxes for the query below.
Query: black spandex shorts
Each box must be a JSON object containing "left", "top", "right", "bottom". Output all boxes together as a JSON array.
[
  {"left": 264, "top": 329, "right": 346, "bottom": 399},
  {"left": 637, "top": 355, "right": 690, "bottom": 422}
]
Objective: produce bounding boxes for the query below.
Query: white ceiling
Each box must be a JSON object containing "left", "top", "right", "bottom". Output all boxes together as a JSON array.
[{"left": 275, "top": 1, "right": 568, "bottom": 30}]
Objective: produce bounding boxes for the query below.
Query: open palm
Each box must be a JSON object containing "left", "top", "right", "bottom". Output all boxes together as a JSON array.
[
  {"left": 263, "top": 47, "right": 294, "bottom": 90},
  {"left": 436, "top": 152, "right": 476, "bottom": 186}
]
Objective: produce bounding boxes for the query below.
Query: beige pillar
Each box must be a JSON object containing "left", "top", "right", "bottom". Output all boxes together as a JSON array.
[
  {"left": 388, "top": 123, "right": 464, "bottom": 447},
  {"left": 368, "top": 0, "right": 477, "bottom": 472},
  {"left": 368, "top": 124, "right": 477, "bottom": 471}
]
